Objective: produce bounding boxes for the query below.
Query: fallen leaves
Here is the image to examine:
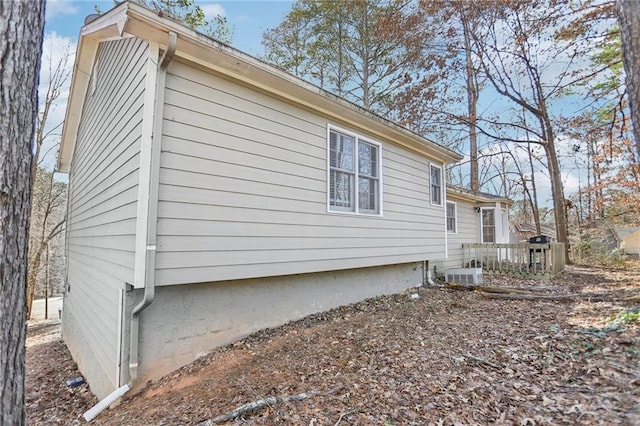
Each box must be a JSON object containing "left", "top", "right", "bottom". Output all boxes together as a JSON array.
[{"left": 26, "top": 264, "right": 640, "bottom": 425}]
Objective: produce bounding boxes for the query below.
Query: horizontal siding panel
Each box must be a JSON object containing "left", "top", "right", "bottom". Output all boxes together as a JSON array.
[
  {"left": 159, "top": 168, "right": 323, "bottom": 201},
  {"left": 68, "top": 249, "right": 134, "bottom": 286},
  {"left": 73, "top": 75, "right": 145, "bottom": 173},
  {"left": 159, "top": 184, "right": 324, "bottom": 214},
  {"left": 66, "top": 263, "right": 121, "bottom": 378},
  {"left": 383, "top": 172, "right": 430, "bottom": 195},
  {"left": 158, "top": 235, "right": 429, "bottom": 252},
  {"left": 69, "top": 202, "right": 137, "bottom": 231},
  {"left": 66, "top": 37, "right": 147, "bottom": 291},
  {"left": 445, "top": 201, "right": 479, "bottom": 268},
  {"left": 70, "top": 183, "right": 139, "bottom": 224},
  {"left": 71, "top": 124, "right": 142, "bottom": 206},
  {"left": 68, "top": 245, "right": 135, "bottom": 271},
  {"left": 161, "top": 152, "right": 324, "bottom": 191},
  {"left": 161, "top": 132, "right": 325, "bottom": 181},
  {"left": 163, "top": 117, "right": 325, "bottom": 166},
  {"left": 156, "top": 245, "right": 438, "bottom": 270},
  {"left": 383, "top": 183, "right": 430, "bottom": 204},
  {"left": 157, "top": 201, "right": 430, "bottom": 230},
  {"left": 383, "top": 192, "right": 429, "bottom": 210},
  {"left": 168, "top": 61, "right": 324, "bottom": 138},
  {"left": 157, "top": 57, "right": 450, "bottom": 284},
  {"left": 157, "top": 219, "right": 434, "bottom": 238},
  {"left": 383, "top": 147, "right": 430, "bottom": 174},
  {"left": 155, "top": 253, "right": 432, "bottom": 286},
  {"left": 68, "top": 234, "right": 136, "bottom": 251},
  {"left": 164, "top": 90, "right": 325, "bottom": 158},
  {"left": 67, "top": 219, "right": 137, "bottom": 238}
]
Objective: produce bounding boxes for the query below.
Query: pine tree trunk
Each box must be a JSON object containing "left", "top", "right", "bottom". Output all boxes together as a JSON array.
[
  {"left": 461, "top": 13, "right": 479, "bottom": 193},
  {"left": 0, "top": 1, "right": 46, "bottom": 424},
  {"left": 616, "top": 0, "right": 640, "bottom": 163}
]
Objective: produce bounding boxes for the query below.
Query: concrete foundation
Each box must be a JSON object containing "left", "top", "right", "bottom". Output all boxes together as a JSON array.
[{"left": 122, "top": 261, "right": 423, "bottom": 392}]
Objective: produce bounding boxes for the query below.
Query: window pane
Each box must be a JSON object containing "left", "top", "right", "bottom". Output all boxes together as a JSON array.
[
  {"left": 358, "top": 142, "right": 378, "bottom": 177},
  {"left": 430, "top": 165, "right": 441, "bottom": 205},
  {"left": 358, "top": 177, "right": 378, "bottom": 212},
  {"left": 446, "top": 202, "right": 456, "bottom": 232},
  {"left": 431, "top": 166, "right": 441, "bottom": 185},
  {"left": 330, "top": 170, "right": 354, "bottom": 210},
  {"left": 482, "top": 209, "right": 495, "bottom": 243},
  {"left": 330, "top": 131, "right": 354, "bottom": 171}
]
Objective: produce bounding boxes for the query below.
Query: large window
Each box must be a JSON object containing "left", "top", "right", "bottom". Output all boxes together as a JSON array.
[
  {"left": 430, "top": 164, "right": 442, "bottom": 206},
  {"left": 328, "top": 127, "right": 381, "bottom": 215},
  {"left": 482, "top": 208, "right": 495, "bottom": 243},
  {"left": 446, "top": 202, "right": 457, "bottom": 233}
]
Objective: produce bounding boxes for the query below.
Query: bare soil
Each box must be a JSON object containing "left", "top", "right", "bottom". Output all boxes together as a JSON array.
[{"left": 27, "top": 265, "right": 640, "bottom": 425}]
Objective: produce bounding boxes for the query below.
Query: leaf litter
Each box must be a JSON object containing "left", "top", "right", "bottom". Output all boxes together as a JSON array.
[{"left": 26, "top": 264, "right": 640, "bottom": 425}]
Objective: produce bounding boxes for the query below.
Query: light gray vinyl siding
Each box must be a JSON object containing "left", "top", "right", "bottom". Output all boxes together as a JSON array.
[
  {"left": 443, "top": 199, "right": 479, "bottom": 269},
  {"left": 155, "top": 60, "right": 445, "bottom": 286},
  {"left": 64, "top": 37, "right": 148, "bottom": 392}
]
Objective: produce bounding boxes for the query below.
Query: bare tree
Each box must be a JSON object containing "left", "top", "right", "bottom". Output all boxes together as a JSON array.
[
  {"left": 27, "top": 169, "right": 66, "bottom": 318},
  {"left": 616, "top": 0, "right": 640, "bottom": 162},
  {"left": 0, "top": 1, "right": 46, "bottom": 424},
  {"left": 25, "top": 39, "right": 73, "bottom": 319},
  {"left": 468, "top": 1, "right": 598, "bottom": 262}
]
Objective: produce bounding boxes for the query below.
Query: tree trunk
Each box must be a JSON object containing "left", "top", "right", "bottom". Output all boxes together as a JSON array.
[
  {"left": 616, "top": 0, "right": 640, "bottom": 163},
  {"left": 0, "top": 1, "right": 46, "bottom": 424},
  {"left": 461, "top": 13, "right": 479, "bottom": 193},
  {"left": 544, "top": 132, "right": 571, "bottom": 263},
  {"left": 527, "top": 142, "right": 542, "bottom": 234}
]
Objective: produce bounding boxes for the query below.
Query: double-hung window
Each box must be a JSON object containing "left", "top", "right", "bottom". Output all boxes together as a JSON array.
[
  {"left": 328, "top": 127, "right": 381, "bottom": 215},
  {"left": 430, "top": 164, "right": 442, "bottom": 206},
  {"left": 446, "top": 202, "right": 457, "bottom": 233},
  {"left": 481, "top": 208, "right": 495, "bottom": 243}
]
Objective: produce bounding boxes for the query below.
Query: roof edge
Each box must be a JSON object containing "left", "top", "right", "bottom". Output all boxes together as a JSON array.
[
  {"left": 446, "top": 184, "right": 513, "bottom": 205},
  {"left": 57, "top": 1, "right": 463, "bottom": 172}
]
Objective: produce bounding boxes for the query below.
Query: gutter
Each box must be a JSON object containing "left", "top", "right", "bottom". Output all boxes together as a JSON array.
[{"left": 83, "top": 31, "right": 177, "bottom": 423}]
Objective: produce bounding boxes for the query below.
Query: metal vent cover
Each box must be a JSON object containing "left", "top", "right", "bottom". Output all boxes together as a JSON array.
[{"left": 444, "top": 268, "right": 483, "bottom": 285}]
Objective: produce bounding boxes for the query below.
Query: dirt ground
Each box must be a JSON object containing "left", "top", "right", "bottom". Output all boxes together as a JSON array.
[{"left": 26, "top": 265, "right": 640, "bottom": 425}]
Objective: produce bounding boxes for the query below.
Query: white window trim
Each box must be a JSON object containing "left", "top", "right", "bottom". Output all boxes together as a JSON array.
[
  {"left": 326, "top": 124, "right": 383, "bottom": 217},
  {"left": 446, "top": 201, "right": 457, "bottom": 234},
  {"left": 480, "top": 207, "right": 496, "bottom": 243},
  {"left": 430, "top": 163, "right": 443, "bottom": 207}
]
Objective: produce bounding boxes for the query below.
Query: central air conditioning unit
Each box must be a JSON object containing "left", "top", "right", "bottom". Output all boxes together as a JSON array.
[{"left": 444, "top": 268, "right": 483, "bottom": 285}]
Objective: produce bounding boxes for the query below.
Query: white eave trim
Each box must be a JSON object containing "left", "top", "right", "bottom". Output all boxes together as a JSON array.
[{"left": 56, "top": 6, "right": 129, "bottom": 173}]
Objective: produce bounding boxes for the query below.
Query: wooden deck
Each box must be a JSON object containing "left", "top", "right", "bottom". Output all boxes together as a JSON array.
[{"left": 462, "top": 243, "right": 565, "bottom": 277}]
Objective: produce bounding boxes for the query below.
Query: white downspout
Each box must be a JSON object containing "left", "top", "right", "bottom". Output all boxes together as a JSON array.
[
  {"left": 129, "top": 31, "right": 176, "bottom": 386},
  {"left": 83, "top": 31, "right": 177, "bottom": 423}
]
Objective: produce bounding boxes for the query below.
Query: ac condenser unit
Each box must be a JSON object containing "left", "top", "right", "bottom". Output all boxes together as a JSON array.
[{"left": 444, "top": 268, "right": 483, "bottom": 285}]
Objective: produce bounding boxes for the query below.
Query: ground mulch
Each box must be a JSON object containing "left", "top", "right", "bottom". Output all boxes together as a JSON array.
[{"left": 27, "top": 264, "right": 640, "bottom": 425}]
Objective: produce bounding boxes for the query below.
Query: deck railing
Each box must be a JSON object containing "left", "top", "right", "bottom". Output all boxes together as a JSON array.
[{"left": 461, "top": 243, "right": 565, "bottom": 276}]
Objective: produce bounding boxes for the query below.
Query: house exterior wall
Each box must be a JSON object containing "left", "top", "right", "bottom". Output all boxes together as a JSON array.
[
  {"left": 154, "top": 59, "right": 447, "bottom": 286},
  {"left": 622, "top": 231, "right": 640, "bottom": 255},
  {"left": 62, "top": 37, "right": 149, "bottom": 399},
  {"left": 124, "top": 261, "right": 423, "bottom": 392},
  {"left": 441, "top": 198, "right": 479, "bottom": 270}
]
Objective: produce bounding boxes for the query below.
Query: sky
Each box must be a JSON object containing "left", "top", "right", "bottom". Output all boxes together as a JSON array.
[
  {"left": 41, "top": 0, "right": 612, "bottom": 210},
  {"left": 45, "top": 0, "right": 293, "bottom": 55},
  {"left": 40, "top": 0, "right": 293, "bottom": 173}
]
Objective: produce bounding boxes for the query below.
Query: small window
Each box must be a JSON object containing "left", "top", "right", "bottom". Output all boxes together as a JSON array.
[
  {"left": 430, "top": 164, "right": 442, "bottom": 206},
  {"left": 328, "top": 127, "right": 381, "bottom": 215},
  {"left": 446, "top": 202, "right": 456, "bottom": 233},
  {"left": 482, "top": 208, "right": 495, "bottom": 243}
]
